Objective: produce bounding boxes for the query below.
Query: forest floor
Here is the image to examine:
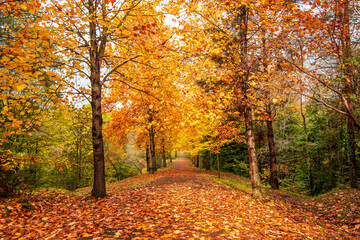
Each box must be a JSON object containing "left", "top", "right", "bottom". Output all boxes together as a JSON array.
[{"left": 1, "top": 154, "right": 360, "bottom": 239}]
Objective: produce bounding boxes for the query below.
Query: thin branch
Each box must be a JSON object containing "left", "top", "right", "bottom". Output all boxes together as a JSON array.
[
  {"left": 102, "top": 55, "right": 141, "bottom": 83},
  {"left": 109, "top": 77, "right": 162, "bottom": 102}
]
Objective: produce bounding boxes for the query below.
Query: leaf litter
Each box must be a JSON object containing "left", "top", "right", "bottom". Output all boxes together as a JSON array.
[{"left": 1, "top": 159, "right": 358, "bottom": 239}]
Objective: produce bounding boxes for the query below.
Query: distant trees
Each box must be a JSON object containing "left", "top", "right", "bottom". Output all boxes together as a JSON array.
[
  {"left": 291, "top": 0, "right": 359, "bottom": 188},
  {"left": 175, "top": 0, "right": 359, "bottom": 196}
]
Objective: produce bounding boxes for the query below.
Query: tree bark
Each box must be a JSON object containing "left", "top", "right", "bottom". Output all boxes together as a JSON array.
[
  {"left": 205, "top": 150, "right": 211, "bottom": 170},
  {"left": 162, "top": 138, "right": 167, "bottom": 168},
  {"left": 342, "top": 0, "right": 357, "bottom": 188},
  {"left": 148, "top": 109, "right": 156, "bottom": 174},
  {"left": 348, "top": 119, "right": 357, "bottom": 187},
  {"left": 196, "top": 154, "right": 199, "bottom": 168},
  {"left": 217, "top": 153, "right": 220, "bottom": 178},
  {"left": 266, "top": 104, "right": 279, "bottom": 189},
  {"left": 146, "top": 145, "right": 150, "bottom": 173},
  {"left": 244, "top": 100, "right": 263, "bottom": 199},
  {"left": 149, "top": 125, "right": 156, "bottom": 173},
  {"left": 89, "top": 0, "right": 106, "bottom": 198},
  {"left": 300, "top": 94, "right": 313, "bottom": 194},
  {"left": 90, "top": 51, "right": 106, "bottom": 198},
  {"left": 238, "top": 4, "right": 262, "bottom": 199}
]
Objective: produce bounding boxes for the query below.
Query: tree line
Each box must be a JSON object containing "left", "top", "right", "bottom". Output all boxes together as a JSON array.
[{"left": 0, "top": 0, "right": 359, "bottom": 199}]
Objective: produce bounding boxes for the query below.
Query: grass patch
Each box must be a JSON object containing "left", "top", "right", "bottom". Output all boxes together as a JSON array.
[
  {"left": 157, "top": 166, "right": 171, "bottom": 172},
  {"left": 209, "top": 175, "right": 253, "bottom": 194},
  {"left": 208, "top": 175, "right": 271, "bottom": 195}
]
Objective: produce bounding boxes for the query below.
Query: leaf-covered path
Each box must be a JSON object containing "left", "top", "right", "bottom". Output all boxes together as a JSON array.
[{"left": 1, "top": 154, "right": 358, "bottom": 239}]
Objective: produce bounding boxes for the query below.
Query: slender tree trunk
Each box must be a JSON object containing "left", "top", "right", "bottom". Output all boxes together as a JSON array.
[
  {"left": 217, "top": 153, "right": 220, "bottom": 178},
  {"left": 342, "top": 0, "right": 357, "bottom": 188},
  {"left": 348, "top": 119, "right": 357, "bottom": 187},
  {"left": 89, "top": 0, "right": 106, "bottom": 197},
  {"left": 146, "top": 145, "right": 150, "bottom": 173},
  {"left": 169, "top": 151, "right": 172, "bottom": 164},
  {"left": 266, "top": 104, "right": 279, "bottom": 189},
  {"left": 175, "top": 151, "right": 178, "bottom": 158},
  {"left": 149, "top": 125, "right": 156, "bottom": 174},
  {"left": 162, "top": 138, "right": 167, "bottom": 168},
  {"left": 237, "top": 4, "right": 262, "bottom": 199},
  {"left": 300, "top": 94, "right": 313, "bottom": 194},
  {"left": 148, "top": 109, "right": 156, "bottom": 174},
  {"left": 261, "top": 26, "right": 279, "bottom": 190},
  {"left": 244, "top": 100, "right": 263, "bottom": 199},
  {"left": 108, "top": 158, "right": 121, "bottom": 181},
  {"left": 76, "top": 139, "right": 81, "bottom": 185},
  {"left": 205, "top": 150, "right": 211, "bottom": 170},
  {"left": 196, "top": 154, "right": 199, "bottom": 168},
  {"left": 79, "top": 136, "right": 82, "bottom": 186}
]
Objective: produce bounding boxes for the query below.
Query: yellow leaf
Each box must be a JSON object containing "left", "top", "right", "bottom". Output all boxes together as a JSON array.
[
  {"left": 29, "top": 8, "right": 36, "bottom": 15},
  {"left": 33, "top": 86, "right": 41, "bottom": 93},
  {"left": 14, "top": 85, "right": 26, "bottom": 92},
  {"left": 20, "top": 5, "right": 27, "bottom": 11},
  {"left": 1, "top": 56, "right": 10, "bottom": 63}
]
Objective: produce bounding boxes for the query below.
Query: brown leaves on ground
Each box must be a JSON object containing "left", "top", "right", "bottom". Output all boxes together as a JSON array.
[
  {"left": 0, "top": 159, "right": 358, "bottom": 239},
  {"left": 268, "top": 188, "right": 360, "bottom": 233},
  {"left": 310, "top": 189, "right": 360, "bottom": 230}
]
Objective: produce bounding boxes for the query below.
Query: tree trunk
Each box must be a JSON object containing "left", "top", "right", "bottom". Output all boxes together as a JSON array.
[
  {"left": 146, "top": 145, "right": 150, "bottom": 173},
  {"left": 196, "top": 154, "right": 199, "bottom": 168},
  {"left": 108, "top": 158, "right": 121, "bottom": 181},
  {"left": 149, "top": 125, "right": 156, "bottom": 173},
  {"left": 205, "top": 150, "right": 211, "bottom": 170},
  {"left": 90, "top": 69, "right": 106, "bottom": 198},
  {"left": 169, "top": 151, "right": 172, "bottom": 164},
  {"left": 348, "top": 119, "right": 357, "bottom": 187},
  {"left": 148, "top": 109, "right": 156, "bottom": 174},
  {"left": 342, "top": 0, "right": 357, "bottom": 188},
  {"left": 217, "top": 153, "right": 220, "bottom": 178},
  {"left": 238, "top": 4, "right": 262, "bottom": 199},
  {"left": 89, "top": 0, "right": 106, "bottom": 197},
  {"left": 244, "top": 100, "right": 262, "bottom": 199},
  {"left": 162, "top": 138, "right": 167, "bottom": 168},
  {"left": 300, "top": 94, "right": 313, "bottom": 194},
  {"left": 266, "top": 104, "right": 279, "bottom": 189},
  {"left": 261, "top": 25, "right": 278, "bottom": 190}
]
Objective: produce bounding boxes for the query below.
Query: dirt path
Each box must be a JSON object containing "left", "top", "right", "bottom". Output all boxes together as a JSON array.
[
  {"left": 1, "top": 154, "right": 356, "bottom": 239},
  {"left": 98, "top": 154, "right": 353, "bottom": 239},
  {"left": 168, "top": 152, "right": 193, "bottom": 169}
]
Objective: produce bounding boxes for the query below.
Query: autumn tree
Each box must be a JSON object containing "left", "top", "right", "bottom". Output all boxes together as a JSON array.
[
  {"left": 284, "top": 0, "right": 360, "bottom": 187},
  {"left": 0, "top": 1, "right": 63, "bottom": 143},
  {"left": 177, "top": 1, "right": 265, "bottom": 198},
  {"left": 173, "top": 0, "right": 312, "bottom": 197},
  {"left": 0, "top": 0, "right": 65, "bottom": 196},
  {"left": 42, "top": 0, "right": 166, "bottom": 197},
  {"left": 42, "top": 106, "right": 93, "bottom": 190}
]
